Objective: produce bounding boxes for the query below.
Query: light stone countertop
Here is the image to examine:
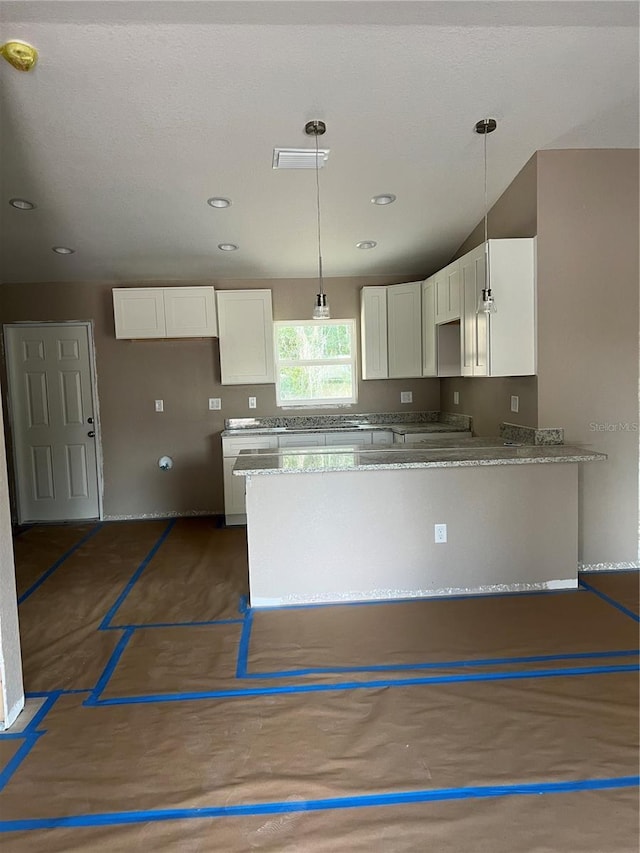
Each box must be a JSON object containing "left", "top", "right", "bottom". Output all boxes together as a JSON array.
[
  {"left": 232, "top": 438, "right": 607, "bottom": 476},
  {"left": 221, "top": 422, "right": 469, "bottom": 438}
]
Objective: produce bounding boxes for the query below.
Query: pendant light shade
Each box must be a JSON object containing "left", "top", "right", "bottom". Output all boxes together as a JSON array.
[
  {"left": 306, "top": 120, "right": 330, "bottom": 320},
  {"left": 475, "top": 118, "right": 498, "bottom": 315}
]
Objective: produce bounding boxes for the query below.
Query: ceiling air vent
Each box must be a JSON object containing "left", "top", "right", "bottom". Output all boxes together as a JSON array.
[{"left": 272, "top": 148, "right": 330, "bottom": 169}]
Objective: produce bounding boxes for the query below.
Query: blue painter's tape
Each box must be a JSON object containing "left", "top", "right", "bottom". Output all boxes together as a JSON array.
[
  {"left": 99, "top": 520, "right": 176, "bottom": 630},
  {"left": 0, "top": 733, "right": 44, "bottom": 793},
  {"left": 238, "top": 595, "right": 249, "bottom": 614},
  {"left": 106, "top": 619, "right": 244, "bottom": 630},
  {"left": 235, "top": 609, "right": 253, "bottom": 679},
  {"left": 243, "top": 648, "right": 640, "bottom": 679},
  {"left": 92, "top": 662, "right": 639, "bottom": 707},
  {"left": 18, "top": 523, "right": 103, "bottom": 604},
  {"left": 84, "top": 629, "right": 134, "bottom": 705},
  {"left": 580, "top": 579, "right": 640, "bottom": 623},
  {"left": 0, "top": 775, "right": 637, "bottom": 832}
]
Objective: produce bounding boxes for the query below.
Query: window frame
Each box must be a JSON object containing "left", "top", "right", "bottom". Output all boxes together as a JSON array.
[{"left": 273, "top": 318, "right": 358, "bottom": 408}]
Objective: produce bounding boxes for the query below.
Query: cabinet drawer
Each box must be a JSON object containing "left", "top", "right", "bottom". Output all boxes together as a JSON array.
[
  {"left": 325, "top": 431, "right": 372, "bottom": 446},
  {"left": 222, "top": 435, "right": 278, "bottom": 457},
  {"left": 278, "top": 433, "right": 326, "bottom": 448}
]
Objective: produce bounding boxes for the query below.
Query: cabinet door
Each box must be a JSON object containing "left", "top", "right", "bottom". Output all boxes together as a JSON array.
[
  {"left": 223, "top": 457, "right": 248, "bottom": 518},
  {"left": 324, "top": 431, "right": 372, "bottom": 446},
  {"left": 421, "top": 278, "right": 437, "bottom": 377},
  {"left": 360, "top": 287, "right": 388, "bottom": 379},
  {"left": 217, "top": 290, "right": 275, "bottom": 385},
  {"left": 387, "top": 282, "right": 422, "bottom": 378},
  {"left": 435, "top": 262, "right": 460, "bottom": 323},
  {"left": 277, "top": 433, "right": 326, "bottom": 448},
  {"left": 113, "top": 288, "right": 165, "bottom": 339},
  {"left": 371, "top": 430, "right": 393, "bottom": 445},
  {"left": 164, "top": 287, "right": 217, "bottom": 337},
  {"left": 460, "top": 245, "right": 488, "bottom": 377}
]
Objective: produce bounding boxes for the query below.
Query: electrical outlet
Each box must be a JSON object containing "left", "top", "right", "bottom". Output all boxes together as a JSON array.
[
  {"left": 453, "top": 391, "right": 460, "bottom": 405},
  {"left": 434, "top": 523, "right": 447, "bottom": 544},
  {"left": 510, "top": 395, "right": 519, "bottom": 413},
  {"left": 208, "top": 398, "right": 221, "bottom": 411},
  {"left": 248, "top": 397, "right": 257, "bottom": 409},
  {"left": 400, "top": 391, "right": 413, "bottom": 404},
  {"left": 154, "top": 399, "right": 164, "bottom": 413}
]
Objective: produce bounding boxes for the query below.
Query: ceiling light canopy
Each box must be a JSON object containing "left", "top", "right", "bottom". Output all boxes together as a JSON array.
[
  {"left": 207, "top": 197, "right": 231, "bottom": 208},
  {"left": 52, "top": 246, "right": 75, "bottom": 255},
  {"left": 371, "top": 194, "right": 396, "bottom": 206},
  {"left": 217, "top": 243, "right": 238, "bottom": 252},
  {"left": 9, "top": 198, "right": 36, "bottom": 210},
  {"left": 0, "top": 40, "right": 38, "bottom": 72},
  {"left": 356, "top": 241, "right": 377, "bottom": 250}
]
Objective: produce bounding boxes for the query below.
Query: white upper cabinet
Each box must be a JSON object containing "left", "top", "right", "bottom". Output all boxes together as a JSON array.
[
  {"left": 216, "top": 289, "right": 275, "bottom": 385},
  {"left": 113, "top": 286, "right": 217, "bottom": 339},
  {"left": 434, "top": 260, "right": 461, "bottom": 323},
  {"left": 361, "top": 286, "right": 388, "bottom": 380},
  {"left": 421, "top": 278, "right": 437, "bottom": 377},
  {"left": 461, "top": 239, "right": 536, "bottom": 377},
  {"left": 387, "top": 281, "right": 423, "bottom": 378}
]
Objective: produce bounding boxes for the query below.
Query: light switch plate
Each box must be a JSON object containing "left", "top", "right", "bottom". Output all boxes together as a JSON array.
[
  {"left": 453, "top": 391, "right": 460, "bottom": 405},
  {"left": 248, "top": 397, "right": 257, "bottom": 409},
  {"left": 154, "top": 399, "right": 164, "bottom": 413},
  {"left": 400, "top": 391, "right": 413, "bottom": 404},
  {"left": 510, "top": 395, "right": 519, "bottom": 413},
  {"left": 208, "top": 398, "right": 221, "bottom": 411}
]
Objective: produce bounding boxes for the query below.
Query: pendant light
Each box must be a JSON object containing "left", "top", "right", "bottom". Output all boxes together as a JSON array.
[
  {"left": 475, "top": 118, "right": 498, "bottom": 315},
  {"left": 305, "top": 120, "right": 330, "bottom": 319}
]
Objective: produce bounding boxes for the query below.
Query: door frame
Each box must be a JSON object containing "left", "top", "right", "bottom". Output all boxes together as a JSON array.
[{"left": 3, "top": 321, "right": 104, "bottom": 524}]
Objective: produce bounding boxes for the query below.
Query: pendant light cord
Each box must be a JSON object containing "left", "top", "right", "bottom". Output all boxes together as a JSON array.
[
  {"left": 483, "top": 120, "right": 490, "bottom": 299},
  {"left": 314, "top": 129, "right": 324, "bottom": 298}
]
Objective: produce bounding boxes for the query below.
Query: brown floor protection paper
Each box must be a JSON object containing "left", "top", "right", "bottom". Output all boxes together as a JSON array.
[
  {"left": 13, "top": 522, "right": 97, "bottom": 599},
  {"left": 3, "top": 789, "right": 639, "bottom": 853},
  {"left": 583, "top": 571, "right": 640, "bottom": 615},
  {"left": 1, "top": 519, "right": 638, "bottom": 852}
]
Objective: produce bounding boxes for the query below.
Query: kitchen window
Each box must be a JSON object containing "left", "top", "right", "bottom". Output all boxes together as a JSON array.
[{"left": 274, "top": 320, "right": 357, "bottom": 407}]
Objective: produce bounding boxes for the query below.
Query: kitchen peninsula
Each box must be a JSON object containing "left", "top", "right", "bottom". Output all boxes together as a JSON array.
[{"left": 233, "top": 437, "right": 606, "bottom": 608}]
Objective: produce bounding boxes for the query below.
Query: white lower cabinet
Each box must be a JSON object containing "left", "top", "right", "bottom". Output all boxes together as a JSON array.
[
  {"left": 222, "top": 435, "right": 278, "bottom": 525},
  {"left": 277, "top": 434, "right": 326, "bottom": 448},
  {"left": 394, "top": 431, "right": 472, "bottom": 444},
  {"left": 371, "top": 430, "right": 394, "bottom": 445},
  {"left": 325, "top": 431, "right": 372, "bottom": 446}
]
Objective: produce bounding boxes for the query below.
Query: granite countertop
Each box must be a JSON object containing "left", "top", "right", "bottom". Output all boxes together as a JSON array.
[
  {"left": 232, "top": 438, "right": 606, "bottom": 476},
  {"left": 221, "top": 412, "right": 472, "bottom": 438}
]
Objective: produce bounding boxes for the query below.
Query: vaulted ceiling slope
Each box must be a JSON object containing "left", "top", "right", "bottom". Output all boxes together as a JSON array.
[{"left": 0, "top": 1, "right": 638, "bottom": 284}]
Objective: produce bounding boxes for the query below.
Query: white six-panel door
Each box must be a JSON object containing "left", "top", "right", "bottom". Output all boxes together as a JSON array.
[{"left": 4, "top": 323, "right": 100, "bottom": 523}]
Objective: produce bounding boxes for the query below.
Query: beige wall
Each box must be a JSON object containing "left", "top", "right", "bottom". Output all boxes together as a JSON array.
[
  {"left": 440, "top": 154, "right": 539, "bottom": 432},
  {"left": 536, "top": 149, "right": 639, "bottom": 566},
  {"left": 0, "top": 275, "right": 439, "bottom": 518}
]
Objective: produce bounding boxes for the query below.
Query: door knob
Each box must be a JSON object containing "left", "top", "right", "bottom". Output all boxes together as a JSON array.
[
  {"left": 87, "top": 431, "right": 95, "bottom": 438},
  {"left": 87, "top": 417, "right": 94, "bottom": 424}
]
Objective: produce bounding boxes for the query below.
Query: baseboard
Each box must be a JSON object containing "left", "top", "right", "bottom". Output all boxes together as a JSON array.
[
  {"left": 103, "top": 510, "right": 222, "bottom": 521},
  {"left": 579, "top": 561, "right": 640, "bottom": 572}
]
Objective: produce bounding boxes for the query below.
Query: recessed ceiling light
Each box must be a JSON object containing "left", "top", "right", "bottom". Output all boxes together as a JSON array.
[
  {"left": 52, "top": 246, "right": 75, "bottom": 255},
  {"left": 218, "top": 243, "right": 238, "bottom": 252},
  {"left": 9, "top": 198, "right": 36, "bottom": 210},
  {"left": 207, "top": 197, "right": 231, "bottom": 208},
  {"left": 371, "top": 194, "right": 396, "bottom": 205},
  {"left": 356, "top": 241, "right": 377, "bottom": 250}
]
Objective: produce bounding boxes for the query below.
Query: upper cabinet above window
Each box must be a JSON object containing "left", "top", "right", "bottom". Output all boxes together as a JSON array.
[{"left": 113, "top": 286, "right": 217, "bottom": 339}]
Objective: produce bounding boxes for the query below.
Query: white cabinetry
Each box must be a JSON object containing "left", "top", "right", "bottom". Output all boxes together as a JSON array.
[
  {"left": 434, "top": 261, "right": 461, "bottom": 323},
  {"left": 113, "top": 286, "right": 217, "bottom": 339},
  {"left": 277, "top": 433, "right": 326, "bottom": 448},
  {"left": 371, "top": 430, "right": 394, "bottom": 445},
  {"left": 222, "top": 434, "right": 278, "bottom": 525},
  {"left": 360, "top": 287, "right": 388, "bottom": 380},
  {"left": 460, "top": 239, "right": 536, "bottom": 377},
  {"left": 325, "top": 431, "right": 372, "bottom": 446},
  {"left": 387, "top": 281, "right": 423, "bottom": 378},
  {"left": 421, "top": 278, "right": 437, "bottom": 377},
  {"left": 216, "top": 290, "right": 275, "bottom": 385}
]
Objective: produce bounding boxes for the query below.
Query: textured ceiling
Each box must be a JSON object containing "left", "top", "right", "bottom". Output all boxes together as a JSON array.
[{"left": 0, "top": 1, "right": 638, "bottom": 284}]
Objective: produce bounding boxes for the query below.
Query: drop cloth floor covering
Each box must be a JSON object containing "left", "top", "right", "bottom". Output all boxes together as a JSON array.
[{"left": 1, "top": 518, "right": 638, "bottom": 852}]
